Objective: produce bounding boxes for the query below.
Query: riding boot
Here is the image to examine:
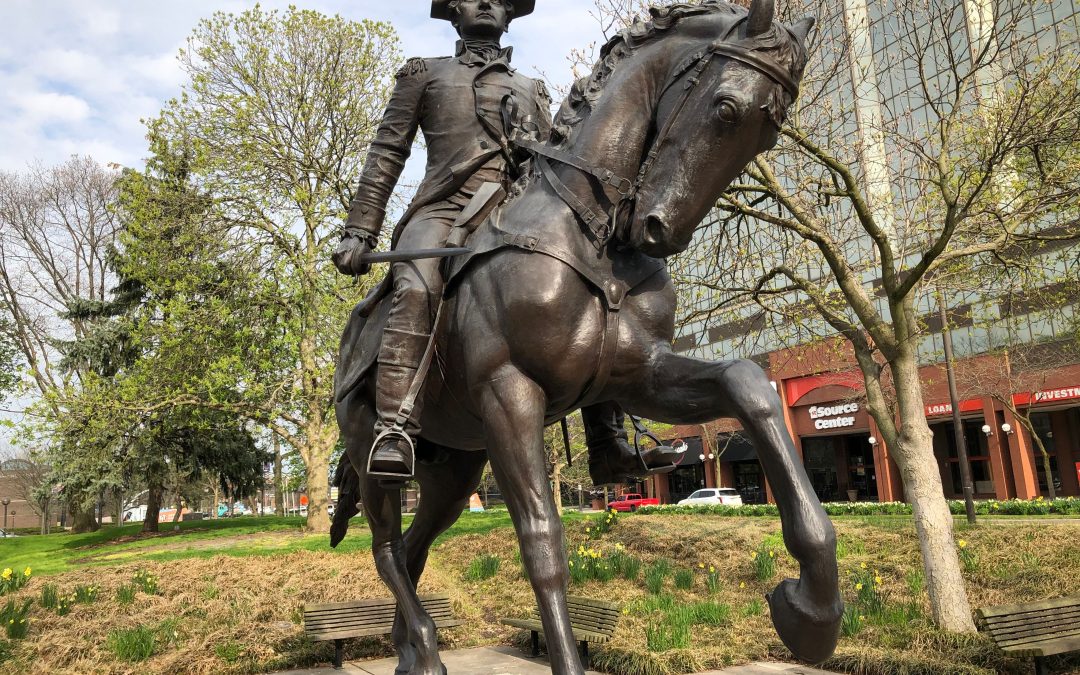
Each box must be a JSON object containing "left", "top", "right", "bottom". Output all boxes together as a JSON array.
[
  {"left": 369, "top": 328, "right": 430, "bottom": 483},
  {"left": 583, "top": 402, "right": 679, "bottom": 485}
]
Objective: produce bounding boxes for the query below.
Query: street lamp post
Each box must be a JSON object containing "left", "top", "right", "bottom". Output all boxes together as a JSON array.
[
  {"left": 1, "top": 499, "right": 7, "bottom": 537},
  {"left": 938, "top": 291, "right": 977, "bottom": 524}
]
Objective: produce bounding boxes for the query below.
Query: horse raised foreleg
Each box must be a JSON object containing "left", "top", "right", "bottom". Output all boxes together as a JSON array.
[
  {"left": 389, "top": 445, "right": 488, "bottom": 674},
  {"left": 478, "top": 369, "right": 584, "bottom": 675},
  {"left": 630, "top": 354, "right": 843, "bottom": 663}
]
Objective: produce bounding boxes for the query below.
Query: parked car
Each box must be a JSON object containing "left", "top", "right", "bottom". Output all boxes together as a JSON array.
[
  {"left": 677, "top": 488, "right": 743, "bottom": 506},
  {"left": 607, "top": 493, "right": 660, "bottom": 512},
  {"left": 0, "top": 529, "right": 19, "bottom": 538}
]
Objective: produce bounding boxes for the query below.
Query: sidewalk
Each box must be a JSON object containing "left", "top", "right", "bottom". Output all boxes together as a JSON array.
[{"left": 272, "top": 646, "right": 840, "bottom": 675}]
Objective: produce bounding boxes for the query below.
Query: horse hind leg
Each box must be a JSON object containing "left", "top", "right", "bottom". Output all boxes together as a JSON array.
[
  {"left": 628, "top": 353, "right": 843, "bottom": 664},
  {"left": 388, "top": 442, "right": 488, "bottom": 675}
]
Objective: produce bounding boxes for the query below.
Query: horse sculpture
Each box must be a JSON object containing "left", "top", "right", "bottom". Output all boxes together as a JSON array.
[{"left": 331, "top": 2, "right": 843, "bottom": 673}]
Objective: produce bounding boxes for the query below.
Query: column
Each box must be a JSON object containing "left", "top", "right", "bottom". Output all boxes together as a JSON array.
[
  {"left": 981, "top": 397, "right": 1013, "bottom": 499},
  {"left": 1002, "top": 407, "right": 1039, "bottom": 499}
]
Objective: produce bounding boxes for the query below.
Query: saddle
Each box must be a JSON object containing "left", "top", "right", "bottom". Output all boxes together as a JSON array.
[{"left": 333, "top": 182, "right": 666, "bottom": 403}]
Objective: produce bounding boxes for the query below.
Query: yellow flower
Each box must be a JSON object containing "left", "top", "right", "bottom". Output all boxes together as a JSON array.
[
  {"left": 739, "top": 582, "right": 746, "bottom": 589},
  {"left": 859, "top": 615, "right": 866, "bottom": 621},
  {"left": 568, "top": 561, "right": 574, "bottom": 567},
  {"left": 623, "top": 607, "right": 630, "bottom": 614},
  {"left": 585, "top": 528, "right": 591, "bottom": 533},
  {"left": 698, "top": 563, "right": 705, "bottom": 569},
  {"left": 875, "top": 576, "right": 883, "bottom": 585},
  {"left": 709, "top": 566, "right": 715, "bottom": 573},
  {"left": 768, "top": 551, "right": 776, "bottom": 558},
  {"left": 860, "top": 562, "right": 867, "bottom": 569},
  {"left": 750, "top": 551, "right": 758, "bottom": 560},
  {"left": 855, "top": 583, "right": 864, "bottom": 591},
  {"left": 958, "top": 539, "right": 967, "bottom": 549},
  {"left": 22, "top": 567, "right": 31, "bottom": 577}
]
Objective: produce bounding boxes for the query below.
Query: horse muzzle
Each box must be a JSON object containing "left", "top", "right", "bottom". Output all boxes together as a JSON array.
[{"left": 630, "top": 211, "right": 685, "bottom": 258}]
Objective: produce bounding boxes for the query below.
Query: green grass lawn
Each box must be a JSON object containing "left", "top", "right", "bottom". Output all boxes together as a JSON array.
[{"left": 0, "top": 509, "right": 547, "bottom": 577}]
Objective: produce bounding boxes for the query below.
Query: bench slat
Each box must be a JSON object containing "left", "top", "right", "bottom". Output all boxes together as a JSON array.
[
  {"left": 976, "top": 596, "right": 1080, "bottom": 620},
  {"left": 1001, "top": 634, "right": 1080, "bottom": 658},
  {"left": 996, "top": 626, "right": 1080, "bottom": 649},
  {"left": 565, "top": 597, "right": 620, "bottom": 611},
  {"left": 305, "top": 593, "right": 450, "bottom": 613},
  {"left": 309, "top": 619, "right": 463, "bottom": 642},
  {"left": 307, "top": 612, "right": 456, "bottom": 632},
  {"left": 305, "top": 601, "right": 451, "bottom": 619},
  {"left": 981, "top": 605, "right": 1080, "bottom": 626},
  {"left": 981, "top": 611, "right": 1080, "bottom": 640},
  {"left": 980, "top": 607, "right": 1080, "bottom": 631},
  {"left": 306, "top": 604, "right": 452, "bottom": 622}
]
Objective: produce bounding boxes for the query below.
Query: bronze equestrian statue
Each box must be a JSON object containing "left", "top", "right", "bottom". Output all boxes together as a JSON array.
[
  {"left": 331, "top": 2, "right": 842, "bottom": 673},
  {"left": 333, "top": 0, "right": 680, "bottom": 487}
]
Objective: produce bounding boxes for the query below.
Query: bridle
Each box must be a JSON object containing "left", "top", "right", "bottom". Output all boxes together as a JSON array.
[{"left": 517, "top": 24, "right": 799, "bottom": 249}]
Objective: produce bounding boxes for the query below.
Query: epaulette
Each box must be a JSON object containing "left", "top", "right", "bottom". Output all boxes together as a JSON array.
[
  {"left": 535, "top": 79, "right": 551, "bottom": 102},
  {"left": 396, "top": 57, "right": 427, "bottom": 79}
]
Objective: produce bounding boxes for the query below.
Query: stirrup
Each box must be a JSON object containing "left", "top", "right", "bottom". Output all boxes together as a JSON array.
[{"left": 367, "top": 427, "right": 416, "bottom": 484}]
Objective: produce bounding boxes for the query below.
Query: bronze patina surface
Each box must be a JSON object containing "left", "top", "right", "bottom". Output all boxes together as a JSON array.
[{"left": 331, "top": 2, "right": 839, "bottom": 674}]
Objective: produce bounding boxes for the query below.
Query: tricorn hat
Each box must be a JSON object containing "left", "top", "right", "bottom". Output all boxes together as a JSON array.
[{"left": 431, "top": 0, "right": 535, "bottom": 21}]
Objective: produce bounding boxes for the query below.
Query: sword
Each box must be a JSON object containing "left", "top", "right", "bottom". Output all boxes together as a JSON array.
[{"left": 357, "top": 247, "right": 472, "bottom": 264}]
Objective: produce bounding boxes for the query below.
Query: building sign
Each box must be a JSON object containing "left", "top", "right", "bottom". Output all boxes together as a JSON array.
[
  {"left": 1033, "top": 386, "right": 1080, "bottom": 403},
  {"left": 924, "top": 398, "right": 983, "bottom": 418},
  {"left": 809, "top": 403, "right": 860, "bottom": 430}
]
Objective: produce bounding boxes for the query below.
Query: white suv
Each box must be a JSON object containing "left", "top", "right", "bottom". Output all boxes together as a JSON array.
[{"left": 677, "top": 488, "right": 743, "bottom": 506}]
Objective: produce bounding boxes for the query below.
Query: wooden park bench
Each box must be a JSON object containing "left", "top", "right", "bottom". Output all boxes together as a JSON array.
[
  {"left": 304, "top": 593, "right": 461, "bottom": 669},
  {"left": 501, "top": 595, "right": 620, "bottom": 668},
  {"left": 975, "top": 595, "right": 1080, "bottom": 675}
]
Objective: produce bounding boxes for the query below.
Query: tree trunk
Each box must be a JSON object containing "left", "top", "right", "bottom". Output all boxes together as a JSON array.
[
  {"left": 70, "top": 497, "right": 99, "bottom": 534},
  {"left": 890, "top": 350, "right": 976, "bottom": 632},
  {"left": 274, "top": 437, "right": 285, "bottom": 517},
  {"left": 303, "top": 445, "right": 332, "bottom": 534},
  {"left": 171, "top": 493, "right": 183, "bottom": 523},
  {"left": 143, "top": 475, "right": 164, "bottom": 533},
  {"left": 212, "top": 483, "right": 220, "bottom": 519},
  {"left": 552, "top": 458, "right": 564, "bottom": 516},
  {"left": 1026, "top": 427, "right": 1057, "bottom": 499}
]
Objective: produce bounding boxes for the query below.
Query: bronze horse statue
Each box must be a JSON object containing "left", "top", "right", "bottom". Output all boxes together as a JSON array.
[{"left": 332, "top": 2, "right": 841, "bottom": 673}]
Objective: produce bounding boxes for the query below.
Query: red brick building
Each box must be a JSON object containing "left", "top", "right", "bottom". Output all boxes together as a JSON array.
[{"left": 644, "top": 342, "right": 1080, "bottom": 505}]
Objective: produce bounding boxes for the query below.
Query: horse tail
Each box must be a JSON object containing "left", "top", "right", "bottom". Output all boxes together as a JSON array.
[{"left": 330, "top": 452, "right": 363, "bottom": 548}]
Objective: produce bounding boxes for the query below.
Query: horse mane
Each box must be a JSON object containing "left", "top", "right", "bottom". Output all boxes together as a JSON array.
[{"left": 550, "top": 1, "right": 809, "bottom": 145}]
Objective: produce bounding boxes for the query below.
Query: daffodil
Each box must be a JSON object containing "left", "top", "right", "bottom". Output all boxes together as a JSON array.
[
  {"left": 698, "top": 563, "right": 705, "bottom": 569},
  {"left": 855, "top": 583, "right": 863, "bottom": 591},
  {"left": 859, "top": 562, "right": 867, "bottom": 569},
  {"left": 750, "top": 551, "right": 758, "bottom": 560},
  {"left": 739, "top": 582, "right": 746, "bottom": 589},
  {"left": 1, "top": 568, "right": 10, "bottom": 580},
  {"left": 709, "top": 566, "right": 715, "bottom": 573},
  {"left": 958, "top": 539, "right": 967, "bottom": 549},
  {"left": 22, "top": 567, "right": 31, "bottom": 577},
  {"left": 874, "top": 576, "right": 883, "bottom": 585}
]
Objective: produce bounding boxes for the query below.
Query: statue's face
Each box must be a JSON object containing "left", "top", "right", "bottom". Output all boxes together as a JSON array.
[{"left": 453, "top": 0, "right": 510, "bottom": 40}]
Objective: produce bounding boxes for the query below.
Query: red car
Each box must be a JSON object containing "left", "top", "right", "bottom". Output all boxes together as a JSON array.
[{"left": 607, "top": 493, "right": 660, "bottom": 512}]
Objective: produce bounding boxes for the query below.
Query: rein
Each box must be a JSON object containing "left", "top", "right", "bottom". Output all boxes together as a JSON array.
[{"left": 519, "top": 32, "right": 798, "bottom": 250}]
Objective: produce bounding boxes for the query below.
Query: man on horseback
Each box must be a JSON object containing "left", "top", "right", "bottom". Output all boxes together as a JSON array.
[{"left": 332, "top": 0, "right": 675, "bottom": 484}]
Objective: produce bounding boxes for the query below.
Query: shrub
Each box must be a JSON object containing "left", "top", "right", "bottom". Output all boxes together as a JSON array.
[
  {"left": 750, "top": 543, "right": 778, "bottom": 581},
  {"left": 0, "top": 567, "right": 31, "bottom": 595},
  {"left": 741, "top": 598, "right": 764, "bottom": 617},
  {"left": 644, "top": 562, "right": 669, "bottom": 594},
  {"left": 107, "top": 626, "right": 155, "bottom": 662},
  {"left": 673, "top": 569, "right": 694, "bottom": 590},
  {"left": 133, "top": 570, "right": 159, "bottom": 595},
  {"left": 690, "top": 601, "right": 730, "bottom": 626},
  {"left": 636, "top": 496, "right": 1080, "bottom": 517},
  {"left": 0, "top": 599, "right": 31, "bottom": 640},
  {"left": 957, "top": 539, "right": 978, "bottom": 573},
  {"left": 645, "top": 621, "right": 690, "bottom": 651},
  {"left": 40, "top": 584, "right": 58, "bottom": 610},
  {"left": 215, "top": 640, "right": 243, "bottom": 663},
  {"left": 841, "top": 604, "right": 863, "bottom": 637},
  {"left": 74, "top": 585, "right": 99, "bottom": 603},
  {"left": 611, "top": 548, "right": 641, "bottom": 581},
  {"left": 116, "top": 585, "right": 137, "bottom": 606},
  {"left": 464, "top": 554, "right": 500, "bottom": 581}
]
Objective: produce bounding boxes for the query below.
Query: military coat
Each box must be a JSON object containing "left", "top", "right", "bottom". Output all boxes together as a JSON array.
[{"left": 345, "top": 41, "right": 552, "bottom": 242}]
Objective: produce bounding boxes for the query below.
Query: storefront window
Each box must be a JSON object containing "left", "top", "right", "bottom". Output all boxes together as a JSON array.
[
  {"left": 1030, "top": 413, "right": 1062, "bottom": 496},
  {"left": 937, "top": 419, "right": 995, "bottom": 496},
  {"left": 733, "top": 462, "right": 765, "bottom": 504},
  {"left": 802, "top": 438, "right": 840, "bottom": 502}
]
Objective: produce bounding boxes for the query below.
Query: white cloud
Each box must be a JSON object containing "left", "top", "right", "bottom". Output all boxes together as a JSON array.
[{"left": 0, "top": 0, "right": 604, "bottom": 172}]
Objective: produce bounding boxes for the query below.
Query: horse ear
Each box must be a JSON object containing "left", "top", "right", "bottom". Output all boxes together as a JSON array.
[
  {"left": 746, "top": 0, "right": 775, "bottom": 37},
  {"left": 790, "top": 16, "right": 816, "bottom": 44}
]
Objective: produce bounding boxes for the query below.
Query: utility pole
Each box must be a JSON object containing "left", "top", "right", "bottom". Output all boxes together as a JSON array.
[{"left": 938, "top": 290, "right": 977, "bottom": 524}]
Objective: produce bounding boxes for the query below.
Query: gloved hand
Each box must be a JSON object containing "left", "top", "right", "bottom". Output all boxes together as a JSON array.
[{"left": 332, "top": 233, "right": 375, "bottom": 276}]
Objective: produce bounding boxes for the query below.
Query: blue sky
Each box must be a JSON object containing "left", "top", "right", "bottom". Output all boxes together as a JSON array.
[{"left": 0, "top": 0, "right": 603, "bottom": 172}]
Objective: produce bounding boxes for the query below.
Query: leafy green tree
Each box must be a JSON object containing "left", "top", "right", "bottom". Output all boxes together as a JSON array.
[{"left": 145, "top": 6, "right": 400, "bottom": 533}]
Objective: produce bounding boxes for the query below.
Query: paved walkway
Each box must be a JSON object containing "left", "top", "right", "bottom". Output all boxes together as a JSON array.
[{"left": 273, "top": 646, "right": 840, "bottom": 675}]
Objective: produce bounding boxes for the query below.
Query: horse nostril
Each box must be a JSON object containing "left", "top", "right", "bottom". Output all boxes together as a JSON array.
[{"left": 644, "top": 214, "right": 667, "bottom": 246}]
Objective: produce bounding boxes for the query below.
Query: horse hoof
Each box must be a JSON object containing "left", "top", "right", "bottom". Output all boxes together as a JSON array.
[{"left": 766, "top": 578, "right": 842, "bottom": 664}]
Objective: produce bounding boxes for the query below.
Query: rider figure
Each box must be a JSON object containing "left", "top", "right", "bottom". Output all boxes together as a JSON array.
[{"left": 332, "top": 0, "right": 674, "bottom": 485}]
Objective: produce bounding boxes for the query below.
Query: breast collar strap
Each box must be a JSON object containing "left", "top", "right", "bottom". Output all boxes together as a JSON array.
[{"left": 520, "top": 34, "right": 796, "bottom": 249}]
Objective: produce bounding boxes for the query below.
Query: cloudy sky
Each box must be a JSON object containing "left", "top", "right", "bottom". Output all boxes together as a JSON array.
[{"left": 0, "top": 0, "right": 604, "bottom": 172}]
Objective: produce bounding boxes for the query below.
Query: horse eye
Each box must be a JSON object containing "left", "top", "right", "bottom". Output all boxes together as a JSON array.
[{"left": 716, "top": 98, "right": 741, "bottom": 125}]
